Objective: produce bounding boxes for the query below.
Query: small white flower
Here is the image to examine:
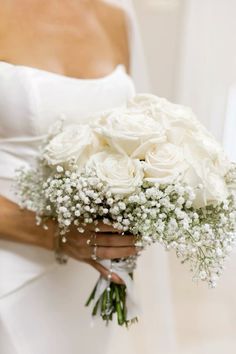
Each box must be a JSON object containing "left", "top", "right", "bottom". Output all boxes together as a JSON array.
[
  {"left": 59, "top": 206, "right": 67, "bottom": 213},
  {"left": 216, "top": 248, "right": 223, "bottom": 257},
  {"left": 199, "top": 271, "right": 207, "bottom": 280},
  {"left": 56, "top": 165, "right": 64, "bottom": 173},
  {"left": 77, "top": 227, "right": 84, "bottom": 233},
  {"left": 64, "top": 219, "right": 71, "bottom": 226}
]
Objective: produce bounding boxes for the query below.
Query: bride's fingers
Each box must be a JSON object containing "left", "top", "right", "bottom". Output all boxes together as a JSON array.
[
  {"left": 69, "top": 233, "right": 136, "bottom": 247},
  {"left": 65, "top": 246, "right": 124, "bottom": 284},
  {"left": 94, "top": 233, "right": 136, "bottom": 246},
  {"left": 85, "top": 259, "right": 124, "bottom": 285},
  {"left": 96, "top": 246, "right": 139, "bottom": 259},
  {"left": 85, "top": 222, "right": 118, "bottom": 233},
  {"left": 66, "top": 243, "right": 140, "bottom": 260}
]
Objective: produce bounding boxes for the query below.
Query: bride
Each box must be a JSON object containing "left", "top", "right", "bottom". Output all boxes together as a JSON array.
[{"left": 0, "top": 1, "right": 176, "bottom": 353}]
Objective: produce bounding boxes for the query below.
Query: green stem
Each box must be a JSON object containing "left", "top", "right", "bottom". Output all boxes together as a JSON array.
[
  {"left": 92, "top": 298, "right": 100, "bottom": 316},
  {"left": 101, "top": 288, "right": 107, "bottom": 315},
  {"left": 85, "top": 281, "right": 98, "bottom": 307},
  {"left": 115, "top": 285, "right": 124, "bottom": 326},
  {"left": 85, "top": 275, "right": 138, "bottom": 327}
]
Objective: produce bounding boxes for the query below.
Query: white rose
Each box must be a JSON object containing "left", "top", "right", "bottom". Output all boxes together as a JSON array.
[
  {"left": 129, "top": 94, "right": 230, "bottom": 206},
  {"left": 92, "top": 107, "right": 166, "bottom": 158},
  {"left": 43, "top": 124, "right": 101, "bottom": 170},
  {"left": 128, "top": 94, "right": 202, "bottom": 145},
  {"left": 128, "top": 94, "right": 197, "bottom": 124},
  {"left": 182, "top": 135, "right": 229, "bottom": 207},
  {"left": 183, "top": 129, "right": 230, "bottom": 176},
  {"left": 85, "top": 150, "right": 143, "bottom": 195},
  {"left": 144, "top": 143, "right": 188, "bottom": 184},
  {"left": 128, "top": 94, "right": 160, "bottom": 109},
  {"left": 143, "top": 139, "right": 229, "bottom": 207},
  {"left": 183, "top": 158, "right": 229, "bottom": 208}
]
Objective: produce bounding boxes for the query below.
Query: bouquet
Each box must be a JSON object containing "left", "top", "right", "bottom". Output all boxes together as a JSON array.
[{"left": 16, "top": 94, "right": 236, "bottom": 327}]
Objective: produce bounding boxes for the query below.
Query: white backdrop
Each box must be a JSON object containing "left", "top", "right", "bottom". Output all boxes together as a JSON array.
[
  {"left": 133, "top": 1, "right": 236, "bottom": 353},
  {"left": 134, "top": 0, "right": 236, "bottom": 142},
  {"left": 133, "top": 0, "right": 185, "bottom": 99}
]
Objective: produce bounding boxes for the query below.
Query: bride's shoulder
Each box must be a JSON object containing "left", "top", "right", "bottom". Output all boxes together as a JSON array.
[
  {"left": 96, "top": 1, "right": 129, "bottom": 68},
  {"left": 0, "top": 2, "right": 11, "bottom": 42},
  {"left": 96, "top": 1, "right": 129, "bottom": 45},
  {"left": 96, "top": 1, "right": 128, "bottom": 26}
]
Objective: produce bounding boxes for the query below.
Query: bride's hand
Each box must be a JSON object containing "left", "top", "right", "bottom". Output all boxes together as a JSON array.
[
  {"left": 0, "top": 196, "right": 140, "bottom": 285},
  {"left": 63, "top": 221, "right": 140, "bottom": 285}
]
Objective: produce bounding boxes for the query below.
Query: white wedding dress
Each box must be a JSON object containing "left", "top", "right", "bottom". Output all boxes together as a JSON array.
[
  {"left": 0, "top": 62, "right": 176, "bottom": 354},
  {"left": 0, "top": 62, "right": 177, "bottom": 354}
]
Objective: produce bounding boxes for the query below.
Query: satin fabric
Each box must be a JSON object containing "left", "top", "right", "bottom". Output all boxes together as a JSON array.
[{"left": 0, "top": 61, "right": 177, "bottom": 354}]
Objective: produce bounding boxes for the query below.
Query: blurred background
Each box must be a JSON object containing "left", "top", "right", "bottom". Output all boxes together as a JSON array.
[{"left": 133, "top": 0, "right": 236, "bottom": 353}]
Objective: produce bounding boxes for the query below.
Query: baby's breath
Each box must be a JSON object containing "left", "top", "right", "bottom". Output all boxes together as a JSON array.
[{"left": 16, "top": 163, "right": 236, "bottom": 288}]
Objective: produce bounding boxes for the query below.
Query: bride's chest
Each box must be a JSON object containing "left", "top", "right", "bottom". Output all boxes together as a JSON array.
[{"left": 0, "top": 64, "right": 135, "bottom": 138}]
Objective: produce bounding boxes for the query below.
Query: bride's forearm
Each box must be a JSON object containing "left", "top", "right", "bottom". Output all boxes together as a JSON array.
[
  {"left": 0, "top": 196, "right": 54, "bottom": 250},
  {"left": 0, "top": 197, "right": 139, "bottom": 284}
]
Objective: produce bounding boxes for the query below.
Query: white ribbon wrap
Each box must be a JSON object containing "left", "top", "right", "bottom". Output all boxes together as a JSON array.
[{"left": 92, "top": 259, "right": 140, "bottom": 321}]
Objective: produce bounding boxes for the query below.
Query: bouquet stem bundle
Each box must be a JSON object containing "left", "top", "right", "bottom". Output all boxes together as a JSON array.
[{"left": 86, "top": 274, "right": 137, "bottom": 327}]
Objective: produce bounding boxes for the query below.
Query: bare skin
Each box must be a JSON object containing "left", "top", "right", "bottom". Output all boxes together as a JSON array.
[
  {"left": 0, "top": 0, "right": 130, "bottom": 77},
  {"left": 0, "top": 0, "right": 137, "bottom": 284}
]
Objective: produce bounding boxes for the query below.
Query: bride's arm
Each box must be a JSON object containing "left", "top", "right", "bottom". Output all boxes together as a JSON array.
[
  {"left": 0, "top": 196, "right": 139, "bottom": 284},
  {"left": 0, "top": 195, "right": 54, "bottom": 249}
]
